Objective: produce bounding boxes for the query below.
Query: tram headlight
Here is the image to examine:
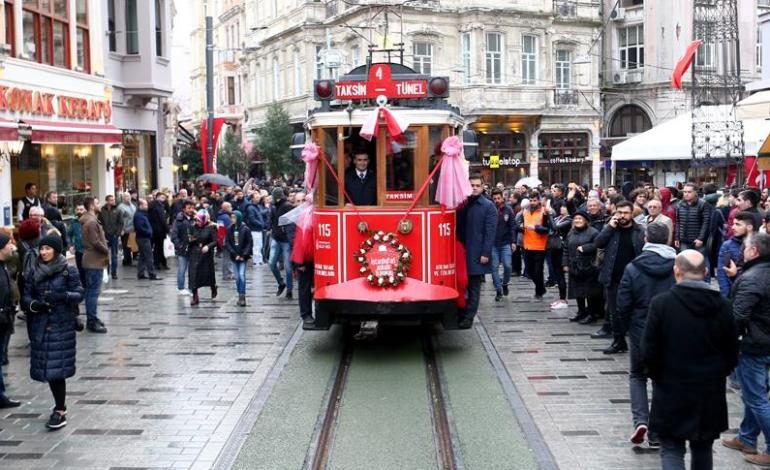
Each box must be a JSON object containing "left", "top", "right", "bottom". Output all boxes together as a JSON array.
[
  {"left": 314, "top": 80, "right": 336, "bottom": 101},
  {"left": 428, "top": 77, "right": 449, "bottom": 98}
]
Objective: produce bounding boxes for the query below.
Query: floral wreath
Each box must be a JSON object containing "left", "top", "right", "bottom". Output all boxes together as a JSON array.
[{"left": 353, "top": 230, "right": 412, "bottom": 288}]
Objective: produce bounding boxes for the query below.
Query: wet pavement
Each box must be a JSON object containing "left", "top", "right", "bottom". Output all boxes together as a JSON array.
[{"left": 0, "top": 258, "right": 761, "bottom": 469}]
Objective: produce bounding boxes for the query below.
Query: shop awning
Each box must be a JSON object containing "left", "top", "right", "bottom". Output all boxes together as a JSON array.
[
  {"left": 612, "top": 107, "right": 770, "bottom": 161},
  {"left": 0, "top": 119, "right": 18, "bottom": 141},
  {"left": 23, "top": 120, "right": 122, "bottom": 144},
  {"left": 737, "top": 90, "right": 770, "bottom": 120},
  {"left": 759, "top": 134, "right": 770, "bottom": 158}
]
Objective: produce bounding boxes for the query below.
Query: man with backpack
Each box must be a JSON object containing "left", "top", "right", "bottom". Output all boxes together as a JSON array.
[{"left": 245, "top": 193, "right": 266, "bottom": 266}]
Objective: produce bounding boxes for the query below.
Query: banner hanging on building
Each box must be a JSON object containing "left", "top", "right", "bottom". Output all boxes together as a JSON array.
[{"left": 200, "top": 118, "right": 226, "bottom": 174}]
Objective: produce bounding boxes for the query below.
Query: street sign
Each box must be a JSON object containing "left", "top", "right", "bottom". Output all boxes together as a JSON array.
[{"left": 334, "top": 64, "right": 428, "bottom": 100}]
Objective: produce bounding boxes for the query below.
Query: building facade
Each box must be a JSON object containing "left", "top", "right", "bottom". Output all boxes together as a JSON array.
[
  {"left": 601, "top": 0, "right": 761, "bottom": 186},
  {"left": 104, "top": 0, "right": 174, "bottom": 196},
  {"left": 0, "top": 0, "right": 118, "bottom": 226},
  {"left": 188, "top": 0, "right": 603, "bottom": 187}
]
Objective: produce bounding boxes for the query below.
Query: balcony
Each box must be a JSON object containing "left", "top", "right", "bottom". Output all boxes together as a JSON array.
[
  {"left": 554, "top": 89, "right": 579, "bottom": 106},
  {"left": 553, "top": 0, "right": 577, "bottom": 17}
]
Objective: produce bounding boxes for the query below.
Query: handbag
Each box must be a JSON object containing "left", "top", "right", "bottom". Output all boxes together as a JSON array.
[
  {"left": 163, "top": 235, "right": 176, "bottom": 258},
  {"left": 127, "top": 232, "right": 139, "bottom": 252}
]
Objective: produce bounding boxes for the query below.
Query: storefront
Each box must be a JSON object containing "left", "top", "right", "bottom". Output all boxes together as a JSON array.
[
  {"left": 473, "top": 132, "right": 529, "bottom": 185},
  {"left": 0, "top": 60, "right": 118, "bottom": 225},
  {"left": 536, "top": 132, "right": 591, "bottom": 186}
]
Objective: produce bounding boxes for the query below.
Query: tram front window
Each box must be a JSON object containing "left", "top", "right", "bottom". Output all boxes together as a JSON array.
[
  {"left": 386, "top": 130, "right": 415, "bottom": 194},
  {"left": 343, "top": 140, "right": 377, "bottom": 206}
]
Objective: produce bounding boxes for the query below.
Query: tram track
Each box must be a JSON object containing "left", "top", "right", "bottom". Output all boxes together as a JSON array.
[{"left": 308, "top": 329, "right": 460, "bottom": 470}]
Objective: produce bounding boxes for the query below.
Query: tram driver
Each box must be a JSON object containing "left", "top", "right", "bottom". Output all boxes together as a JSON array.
[{"left": 344, "top": 150, "right": 377, "bottom": 206}]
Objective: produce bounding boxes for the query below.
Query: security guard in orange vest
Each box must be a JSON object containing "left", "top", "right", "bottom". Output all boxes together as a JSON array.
[{"left": 521, "top": 191, "right": 552, "bottom": 299}]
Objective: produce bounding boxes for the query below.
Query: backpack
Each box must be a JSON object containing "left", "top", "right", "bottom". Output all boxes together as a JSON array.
[{"left": 21, "top": 242, "right": 39, "bottom": 280}]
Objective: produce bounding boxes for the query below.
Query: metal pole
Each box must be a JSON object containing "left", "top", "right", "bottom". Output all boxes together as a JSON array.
[{"left": 205, "top": 15, "right": 214, "bottom": 172}]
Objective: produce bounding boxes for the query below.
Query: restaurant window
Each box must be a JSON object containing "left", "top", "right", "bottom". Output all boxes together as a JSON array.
[
  {"left": 227, "top": 76, "right": 236, "bottom": 105},
  {"left": 125, "top": 0, "right": 138, "bottom": 55},
  {"left": 21, "top": 0, "right": 70, "bottom": 68},
  {"left": 486, "top": 32, "right": 503, "bottom": 84},
  {"left": 412, "top": 41, "right": 432, "bottom": 75},
  {"left": 479, "top": 133, "right": 528, "bottom": 185},
  {"left": 537, "top": 133, "right": 590, "bottom": 186},
  {"left": 5, "top": 0, "right": 15, "bottom": 57},
  {"left": 522, "top": 35, "right": 537, "bottom": 84},
  {"left": 155, "top": 0, "right": 163, "bottom": 56},
  {"left": 107, "top": 0, "right": 116, "bottom": 52},
  {"left": 619, "top": 24, "right": 644, "bottom": 70},
  {"left": 75, "top": 0, "right": 89, "bottom": 72}
]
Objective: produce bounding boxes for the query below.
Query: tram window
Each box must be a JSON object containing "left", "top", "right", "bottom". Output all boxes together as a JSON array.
[
  {"left": 428, "top": 127, "right": 443, "bottom": 203},
  {"left": 386, "top": 130, "right": 416, "bottom": 192},
  {"left": 343, "top": 133, "right": 377, "bottom": 206},
  {"left": 323, "top": 128, "right": 338, "bottom": 206}
]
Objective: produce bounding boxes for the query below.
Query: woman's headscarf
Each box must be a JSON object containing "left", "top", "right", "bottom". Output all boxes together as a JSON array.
[
  {"left": 195, "top": 209, "right": 209, "bottom": 227},
  {"left": 232, "top": 210, "right": 243, "bottom": 229}
]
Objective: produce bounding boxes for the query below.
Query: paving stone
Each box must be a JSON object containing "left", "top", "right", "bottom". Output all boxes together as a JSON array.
[{"left": 0, "top": 262, "right": 296, "bottom": 470}]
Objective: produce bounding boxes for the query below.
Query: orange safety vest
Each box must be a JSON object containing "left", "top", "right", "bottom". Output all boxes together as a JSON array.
[{"left": 523, "top": 208, "right": 548, "bottom": 251}]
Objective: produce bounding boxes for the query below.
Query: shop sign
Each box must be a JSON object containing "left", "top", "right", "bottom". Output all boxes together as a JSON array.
[
  {"left": 482, "top": 155, "right": 522, "bottom": 167},
  {"left": 0, "top": 86, "right": 112, "bottom": 123},
  {"left": 385, "top": 191, "right": 414, "bottom": 202},
  {"left": 545, "top": 156, "right": 590, "bottom": 164}
]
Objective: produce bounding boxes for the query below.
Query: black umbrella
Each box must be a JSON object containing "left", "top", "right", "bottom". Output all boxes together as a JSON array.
[{"left": 197, "top": 173, "right": 238, "bottom": 187}]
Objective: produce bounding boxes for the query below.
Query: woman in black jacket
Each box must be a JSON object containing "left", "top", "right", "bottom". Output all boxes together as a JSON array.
[
  {"left": 225, "top": 211, "right": 253, "bottom": 307},
  {"left": 21, "top": 234, "right": 83, "bottom": 430},
  {"left": 562, "top": 211, "right": 602, "bottom": 324},
  {"left": 188, "top": 210, "right": 218, "bottom": 306}
]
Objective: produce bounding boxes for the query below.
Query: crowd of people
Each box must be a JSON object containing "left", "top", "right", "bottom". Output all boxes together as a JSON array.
[{"left": 464, "top": 177, "right": 770, "bottom": 469}]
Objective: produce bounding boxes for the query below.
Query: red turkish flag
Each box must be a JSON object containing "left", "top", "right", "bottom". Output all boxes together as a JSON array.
[
  {"left": 671, "top": 40, "right": 702, "bottom": 90},
  {"left": 744, "top": 157, "right": 770, "bottom": 189}
]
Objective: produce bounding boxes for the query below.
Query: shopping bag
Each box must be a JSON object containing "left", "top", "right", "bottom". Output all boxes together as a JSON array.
[
  {"left": 127, "top": 232, "right": 139, "bottom": 252},
  {"left": 163, "top": 235, "right": 175, "bottom": 258}
]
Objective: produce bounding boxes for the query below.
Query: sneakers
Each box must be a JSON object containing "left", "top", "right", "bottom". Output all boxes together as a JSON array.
[
  {"left": 745, "top": 453, "right": 770, "bottom": 466},
  {"left": 502, "top": 285, "right": 509, "bottom": 296},
  {"left": 276, "top": 284, "right": 286, "bottom": 297},
  {"left": 722, "top": 436, "right": 758, "bottom": 455},
  {"left": 569, "top": 311, "right": 589, "bottom": 322},
  {"left": 647, "top": 439, "right": 661, "bottom": 450},
  {"left": 495, "top": 290, "right": 503, "bottom": 302},
  {"left": 86, "top": 319, "right": 107, "bottom": 334},
  {"left": 178, "top": 289, "right": 192, "bottom": 296},
  {"left": 237, "top": 295, "right": 246, "bottom": 307},
  {"left": 0, "top": 397, "right": 21, "bottom": 409},
  {"left": 630, "top": 424, "right": 648, "bottom": 445},
  {"left": 285, "top": 291, "right": 293, "bottom": 300},
  {"left": 590, "top": 325, "right": 613, "bottom": 339},
  {"left": 550, "top": 300, "right": 568, "bottom": 309},
  {"left": 46, "top": 409, "right": 67, "bottom": 430},
  {"left": 458, "top": 317, "right": 474, "bottom": 329}
]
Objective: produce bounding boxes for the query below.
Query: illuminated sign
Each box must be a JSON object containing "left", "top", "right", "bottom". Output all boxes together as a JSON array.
[
  {"left": 334, "top": 64, "right": 428, "bottom": 100},
  {"left": 0, "top": 86, "right": 112, "bottom": 122}
]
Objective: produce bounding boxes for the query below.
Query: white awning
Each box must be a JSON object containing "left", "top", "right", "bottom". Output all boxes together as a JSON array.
[
  {"left": 737, "top": 90, "right": 770, "bottom": 120},
  {"left": 612, "top": 107, "right": 770, "bottom": 161}
]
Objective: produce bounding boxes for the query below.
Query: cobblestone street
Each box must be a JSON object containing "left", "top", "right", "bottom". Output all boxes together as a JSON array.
[{"left": 0, "top": 261, "right": 762, "bottom": 469}]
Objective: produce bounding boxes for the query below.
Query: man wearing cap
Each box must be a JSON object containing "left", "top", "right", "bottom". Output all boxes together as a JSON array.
[{"left": 0, "top": 233, "right": 21, "bottom": 408}]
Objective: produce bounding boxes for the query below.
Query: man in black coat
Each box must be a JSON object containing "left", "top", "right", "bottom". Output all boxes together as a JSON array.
[
  {"left": 721, "top": 232, "right": 770, "bottom": 466},
  {"left": 643, "top": 250, "right": 738, "bottom": 470},
  {"left": 344, "top": 151, "right": 377, "bottom": 206},
  {"left": 0, "top": 234, "right": 20, "bottom": 409},
  {"left": 614, "top": 223, "right": 676, "bottom": 449},
  {"left": 133, "top": 199, "right": 161, "bottom": 281},
  {"left": 675, "top": 183, "right": 713, "bottom": 279},
  {"left": 593, "top": 201, "right": 645, "bottom": 342},
  {"left": 148, "top": 192, "right": 170, "bottom": 271},
  {"left": 491, "top": 189, "right": 516, "bottom": 301}
]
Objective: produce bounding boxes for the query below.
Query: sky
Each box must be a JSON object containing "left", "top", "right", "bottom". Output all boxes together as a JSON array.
[{"left": 171, "top": 1, "right": 195, "bottom": 119}]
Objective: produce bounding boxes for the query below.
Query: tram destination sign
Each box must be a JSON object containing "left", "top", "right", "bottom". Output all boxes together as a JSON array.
[{"left": 334, "top": 63, "right": 429, "bottom": 100}]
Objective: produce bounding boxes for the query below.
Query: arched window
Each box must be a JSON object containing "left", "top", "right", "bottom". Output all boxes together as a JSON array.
[{"left": 609, "top": 105, "right": 651, "bottom": 137}]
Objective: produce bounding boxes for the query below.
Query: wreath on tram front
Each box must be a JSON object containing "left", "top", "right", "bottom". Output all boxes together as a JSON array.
[{"left": 354, "top": 230, "right": 412, "bottom": 288}]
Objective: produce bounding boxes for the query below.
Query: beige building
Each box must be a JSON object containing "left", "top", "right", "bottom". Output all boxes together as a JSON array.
[
  {"left": 184, "top": 1, "right": 604, "bottom": 186},
  {"left": 601, "top": 0, "right": 762, "bottom": 185}
]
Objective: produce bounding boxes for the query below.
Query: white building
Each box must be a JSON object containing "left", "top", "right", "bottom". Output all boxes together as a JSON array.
[
  {"left": 601, "top": 0, "right": 761, "bottom": 185},
  {"left": 183, "top": 0, "right": 604, "bottom": 186},
  {"left": 0, "top": 0, "right": 118, "bottom": 226},
  {"left": 104, "top": 0, "right": 175, "bottom": 195}
]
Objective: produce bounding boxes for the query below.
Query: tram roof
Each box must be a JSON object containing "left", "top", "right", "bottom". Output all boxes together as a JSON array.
[{"left": 306, "top": 107, "right": 464, "bottom": 129}]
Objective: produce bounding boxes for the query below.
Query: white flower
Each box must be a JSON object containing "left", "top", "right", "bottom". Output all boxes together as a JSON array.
[
  {"left": 377, "top": 276, "right": 385, "bottom": 285},
  {"left": 388, "top": 275, "right": 395, "bottom": 284},
  {"left": 360, "top": 267, "right": 367, "bottom": 273},
  {"left": 402, "top": 252, "right": 410, "bottom": 260},
  {"left": 367, "top": 274, "right": 374, "bottom": 281}
]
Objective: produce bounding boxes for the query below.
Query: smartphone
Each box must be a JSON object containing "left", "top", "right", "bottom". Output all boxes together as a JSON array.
[{"left": 723, "top": 251, "right": 733, "bottom": 266}]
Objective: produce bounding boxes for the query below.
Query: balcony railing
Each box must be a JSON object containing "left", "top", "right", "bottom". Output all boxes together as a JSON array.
[
  {"left": 554, "top": 89, "right": 579, "bottom": 106},
  {"left": 553, "top": 0, "right": 577, "bottom": 17}
]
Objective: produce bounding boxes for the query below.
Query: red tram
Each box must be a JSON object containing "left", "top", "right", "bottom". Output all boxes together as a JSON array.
[{"left": 293, "top": 62, "right": 478, "bottom": 331}]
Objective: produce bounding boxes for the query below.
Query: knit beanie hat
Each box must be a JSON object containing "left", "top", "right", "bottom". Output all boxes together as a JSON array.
[{"left": 39, "top": 234, "right": 63, "bottom": 255}]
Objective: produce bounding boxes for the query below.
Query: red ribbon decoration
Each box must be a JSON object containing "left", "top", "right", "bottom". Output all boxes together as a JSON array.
[{"left": 671, "top": 40, "right": 703, "bottom": 90}]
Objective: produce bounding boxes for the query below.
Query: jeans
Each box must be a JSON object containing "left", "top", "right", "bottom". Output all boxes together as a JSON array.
[
  {"left": 251, "top": 231, "right": 264, "bottom": 264},
  {"left": 136, "top": 237, "right": 155, "bottom": 278},
  {"left": 629, "top": 335, "right": 658, "bottom": 440},
  {"left": 269, "top": 240, "right": 293, "bottom": 292},
  {"left": 523, "top": 250, "right": 546, "bottom": 297},
  {"left": 298, "top": 262, "right": 314, "bottom": 318},
  {"left": 106, "top": 234, "right": 119, "bottom": 276},
  {"left": 465, "top": 274, "right": 483, "bottom": 319},
  {"left": 84, "top": 268, "right": 103, "bottom": 323},
  {"left": 176, "top": 256, "right": 189, "bottom": 290},
  {"left": 737, "top": 353, "right": 770, "bottom": 452},
  {"left": 233, "top": 261, "right": 247, "bottom": 295},
  {"left": 660, "top": 437, "right": 713, "bottom": 470},
  {"left": 490, "top": 245, "right": 512, "bottom": 291}
]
